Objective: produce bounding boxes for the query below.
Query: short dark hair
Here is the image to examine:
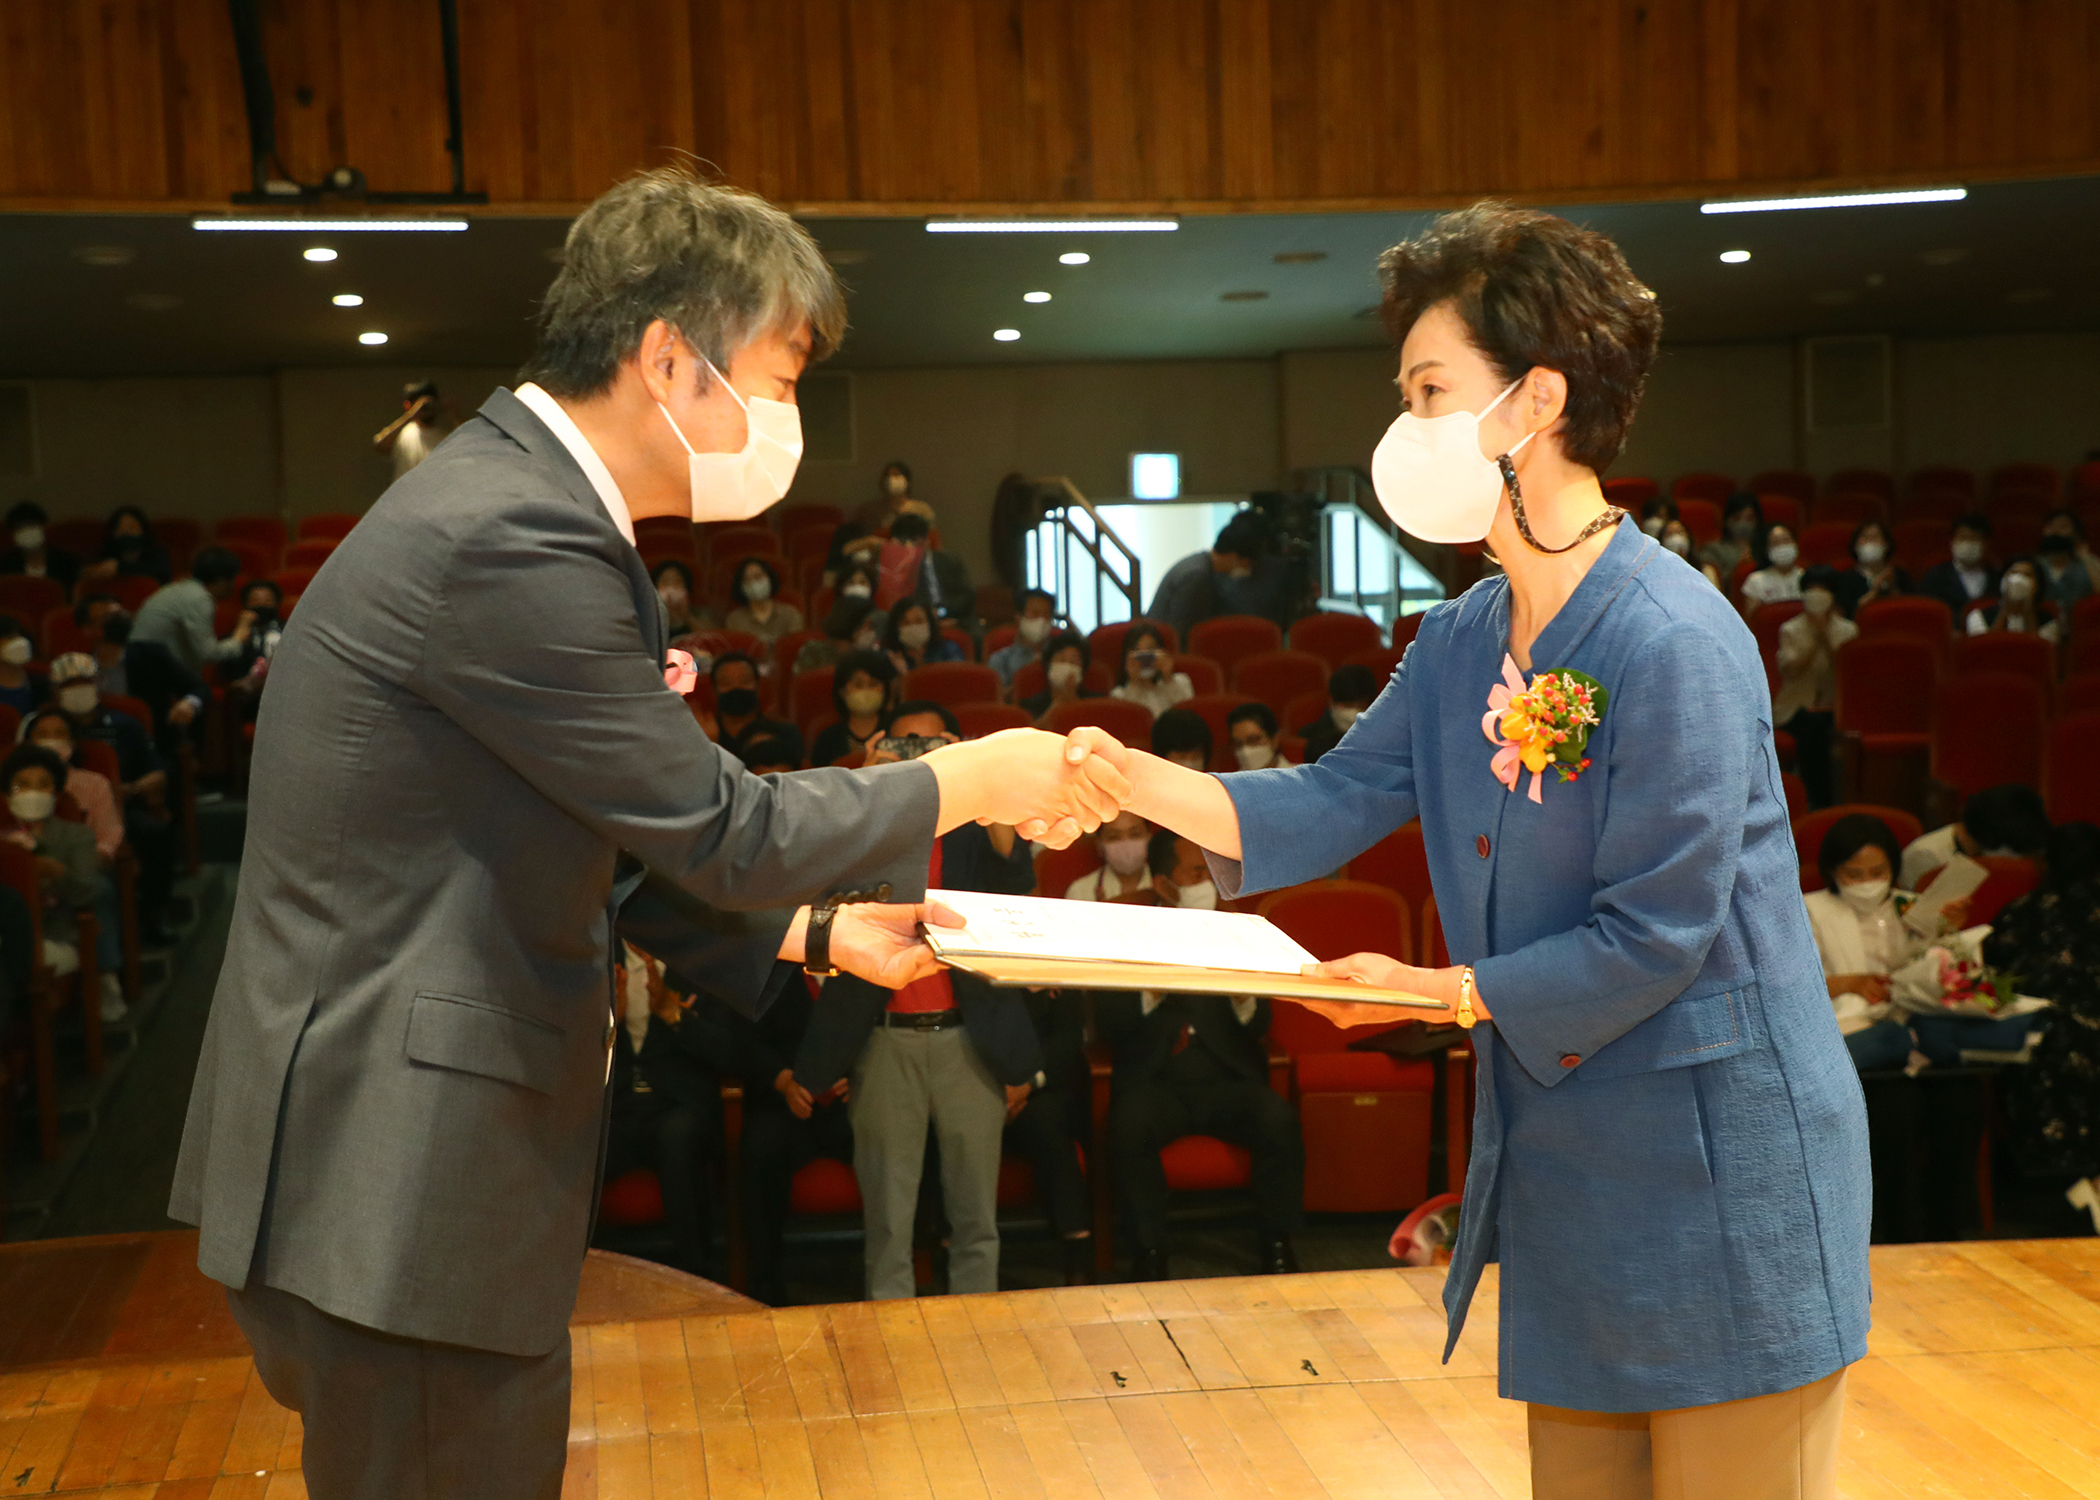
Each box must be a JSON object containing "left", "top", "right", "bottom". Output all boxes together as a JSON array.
[
  {"left": 730, "top": 555, "right": 781, "bottom": 607},
  {"left": 651, "top": 558, "right": 694, "bottom": 592},
  {"left": 736, "top": 735, "right": 798, "bottom": 772},
  {"left": 1758, "top": 521, "right": 1797, "bottom": 568},
  {"left": 244, "top": 579, "right": 284, "bottom": 610},
  {"left": 883, "top": 595, "right": 938, "bottom": 653},
  {"left": 1640, "top": 496, "right": 1679, "bottom": 525},
  {"left": 2, "top": 741, "right": 70, "bottom": 795},
  {"left": 1328, "top": 663, "right": 1379, "bottom": 705},
  {"left": 1227, "top": 702, "right": 1278, "bottom": 737},
  {"left": 1850, "top": 520, "right": 1892, "bottom": 558},
  {"left": 2043, "top": 507, "right": 2086, "bottom": 539},
  {"left": 1116, "top": 621, "right": 1169, "bottom": 687},
  {"left": 1799, "top": 563, "right": 1845, "bottom": 597},
  {"left": 5, "top": 501, "right": 46, "bottom": 529},
  {"left": 1817, "top": 813, "right": 1902, "bottom": 890},
  {"left": 1377, "top": 201, "right": 1662, "bottom": 472},
  {"left": 1020, "top": 587, "right": 1056, "bottom": 612},
  {"left": 1953, "top": 512, "right": 1992, "bottom": 538},
  {"left": 190, "top": 546, "right": 242, "bottom": 587},
  {"left": 1151, "top": 707, "right": 1212, "bottom": 763},
  {"left": 21, "top": 709, "right": 77, "bottom": 760},
  {"left": 831, "top": 648, "right": 896, "bottom": 719},
  {"left": 1214, "top": 514, "right": 1268, "bottom": 561},
  {"left": 710, "top": 652, "right": 760, "bottom": 686},
  {"left": 889, "top": 699, "right": 962, "bottom": 738},
  {"left": 888, "top": 511, "right": 932, "bottom": 546},
  {"left": 103, "top": 505, "right": 154, "bottom": 544},
  {"left": 72, "top": 592, "right": 118, "bottom": 628},
  {"left": 882, "top": 460, "right": 913, "bottom": 486},
  {"left": 1723, "top": 493, "right": 1764, "bottom": 529},
  {"left": 520, "top": 168, "right": 846, "bottom": 399},
  {"left": 0, "top": 614, "right": 18, "bottom": 642},
  {"left": 404, "top": 380, "right": 439, "bottom": 401},
  {"left": 1039, "top": 627, "right": 1089, "bottom": 677},
  {"left": 1962, "top": 783, "right": 2049, "bottom": 855}
]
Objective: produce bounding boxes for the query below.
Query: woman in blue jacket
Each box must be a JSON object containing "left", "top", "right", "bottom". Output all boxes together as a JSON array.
[{"left": 1129, "top": 204, "right": 1869, "bottom": 1500}]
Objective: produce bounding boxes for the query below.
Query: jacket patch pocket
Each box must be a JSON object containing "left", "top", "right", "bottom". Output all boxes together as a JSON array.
[
  {"left": 405, "top": 991, "right": 569, "bottom": 1096},
  {"left": 1575, "top": 982, "right": 1758, "bottom": 1081}
]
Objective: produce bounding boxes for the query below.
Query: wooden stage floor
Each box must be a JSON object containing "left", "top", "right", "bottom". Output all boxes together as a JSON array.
[{"left": 2, "top": 1233, "right": 2096, "bottom": 1498}]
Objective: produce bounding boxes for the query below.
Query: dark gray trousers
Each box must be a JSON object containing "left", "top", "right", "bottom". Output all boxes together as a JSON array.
[{"left": 227, "top": 1280, "right": 571, "bottom": 1500}]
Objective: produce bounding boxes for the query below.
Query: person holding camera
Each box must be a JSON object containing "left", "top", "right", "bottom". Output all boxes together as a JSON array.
[
  {"left": 790, "top": 700, "right": 1045, "bottom": 1299},
  {"left": 1109, "top": 620, "right": 1194, "bottom": 719}
]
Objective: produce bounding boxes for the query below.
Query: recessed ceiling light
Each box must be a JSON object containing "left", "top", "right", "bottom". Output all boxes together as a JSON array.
[
  {"left": 1022, "top": 291, "right": 1051, "bottom": 303},
  {"left": 71, "top": 245, "right": 136, "bottom": 267},
  {"left": 1273, "top": 251, "right": 1327, "bottom": 264},
  {"left": 926, "top": 219, "right": 1176, "bottom": 234},
  {"left": 1059, "top": 252, "right": 1090, "bottom": 265},
  {"left": 1719, "top": 249, "right": 1751, "bottom": 264},
  {"left": 332, "top": 293, "right": 364, "bottom": 307},
  {"left": 993, "top": 328, "right": 1021, "bottom": 342},
  {"left": 303, "top": 247, "right": 338, "bottom": 262},
  {"left": 192, "top": 218, "right": 469, "bottom": 232},
  {"left": 1220, "top": 289, "right": 1268, "bottom": 302},
  {"left": 1700, "top": 187, "right": 1965, "bottom": 215},
  {"left": 359, "top": 331, "right": 389, "bottom": 345}
]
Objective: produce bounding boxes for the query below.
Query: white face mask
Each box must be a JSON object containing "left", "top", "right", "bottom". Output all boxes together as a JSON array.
[
  {"left": 1855, "top": 540, "right": 1886, "bottom": 567},
  {"left": 1767, "top": 542, "right": 1799, "bottom": 570},
  {"left": 0, "top": 637, "right": 29, "bottom": 665},
  {"left": 1641, "top": 516, "right": 1665, "bottom": 537},
  {"left": 841, "top": 582, "right": 873, "bottom": 601},
  {"left": 2002, "top": 572, "right": 2035, "bottom": 602},
  {"left": 13, "top": 527, "right": 44, "bottom": 552},
  {"left": 1175, "top": 878, "right": 1219, "bottom": 911},
  {"left": 1047, "top": 659, "right": 1083, "bottom": 689},
  {"left": 741, "top": 573, "right": 772, "bottom": 604},
  {"left": 1369, "top": 377, "right": 1535, "bottom": 544},
  {"left": 656, "top": 353, "right": 804, "bottom": 523},
  {"left": 898, "top": 621, "right": 931, "bottom": 650},
  {"left": 58, "top": 684, "right": 98, "bottom": 716},
  {"left": 1234, "top": 741, "right": 1276, "bottom": 771},
  {"left": 1017, "top": 615, "right": 1052, "bottom": 644},
  {"left": 1663, "top": 532, "right": 1691, "bottom": 557},
  {"left": 8, "top": 789, "right": 54, "bottom": 824},
  {"left": 1952, "top": 539, "right": 1985, "bottom": 567},
  {"left": 1101, "top": 836, "right": 1150, "bottom": 877},
  {"left": 1332, "top": 704, "right": 1363, "bottom": 731},
  {"left": 1839, "top": 877, "right": 1890, "bottom": 912},
  {"left": 1801, "top": 588, "right": 1834, "bottom": 616}
]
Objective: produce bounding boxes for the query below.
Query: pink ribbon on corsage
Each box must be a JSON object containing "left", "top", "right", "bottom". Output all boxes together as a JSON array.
[
  {"left": 1481, "top": 653, "right": 1543, "bottom": 804},
  {"left": 663, "top": 647, "right": 699, "bottom": 697}
]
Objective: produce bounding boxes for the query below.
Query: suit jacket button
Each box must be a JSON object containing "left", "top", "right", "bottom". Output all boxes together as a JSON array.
[
  {"left": 1476, "top": 834, "right": 1490, "bottom": 858},
  {"left": 1559, "top": 1053, "right": 1581, "bottom": 1069}
]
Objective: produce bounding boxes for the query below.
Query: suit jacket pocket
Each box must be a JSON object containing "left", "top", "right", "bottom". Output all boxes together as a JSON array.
[
  {"left": 406, "top": 991, "right": 569, "bottom": 1096},
  {"left": 1574, "top": 982, "right": 1757, "bottom": 1081}
]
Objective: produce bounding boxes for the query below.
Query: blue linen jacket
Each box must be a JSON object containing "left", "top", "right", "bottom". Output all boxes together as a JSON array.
[{"left": 1209, "top": 519, "right": 1871, "bottom": 1412}]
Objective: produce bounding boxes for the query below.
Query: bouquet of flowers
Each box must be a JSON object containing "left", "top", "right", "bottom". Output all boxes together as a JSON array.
[
  {"left": 1482, "top": 655, "right": 1608, "bottom": 803},
  {"left": 1888, "top": 926, "right": 2023, "bottom": 1019}
]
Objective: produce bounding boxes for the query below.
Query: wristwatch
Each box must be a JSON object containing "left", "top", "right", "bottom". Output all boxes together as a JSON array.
[
  {"left": 802, "top": 884, "right": 893, "bottom": 979},
  {"left": 1454, "top": 965, "right": 1478, "bottom": 1030}
]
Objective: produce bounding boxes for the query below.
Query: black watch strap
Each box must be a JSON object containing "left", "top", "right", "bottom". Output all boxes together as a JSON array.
[{"left": 802, "top": 884, "right": 894, "bottom": 979}]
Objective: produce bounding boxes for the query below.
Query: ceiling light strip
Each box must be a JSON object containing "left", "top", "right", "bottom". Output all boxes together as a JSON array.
[
  {"left": 1699, "top": 188, "right": 1965, "bottom": 215},
  {"left": 925, "top": 219, "right": 1177, "bottom": 233},
  {"left": 191, "top": 218, "right": 470, "bottom": 232}
]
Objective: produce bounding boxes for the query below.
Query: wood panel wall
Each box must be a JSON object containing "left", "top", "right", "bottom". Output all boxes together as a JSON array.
[{"left": 3, "top": 0, "right": 2096, "bottom": 215}]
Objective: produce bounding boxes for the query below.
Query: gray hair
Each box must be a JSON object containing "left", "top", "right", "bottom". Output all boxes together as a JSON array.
[{"left": 520, "top": 168, "right": 846, "bottom": 398}]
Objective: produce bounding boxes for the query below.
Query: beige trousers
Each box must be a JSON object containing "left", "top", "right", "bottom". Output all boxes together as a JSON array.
[{"left": 1527, "top": 1367, "right": 1849, "bottom": 1500}]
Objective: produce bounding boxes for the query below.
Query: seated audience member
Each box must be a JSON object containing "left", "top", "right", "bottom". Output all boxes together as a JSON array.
[
  {"left": 1772, "top": 565, "right": 1856, "bottom": 808},
  {"left": 83, "top": 505, "right": 172, "bottom": 586},
  {"left": 131, "top": 545, "right": 246, "bottom": 678},
  {"left": 808, "top": 649, "right": 897, "bottom": 768},
  {"left": 735, "top": 735, "right": 800, "bottom": 776},
  {"left": 794, "top": 595, "right": 882, "bottom": 676},
  {"left": 49, "top": 652, "right": 176, "bottom": 943},
  {"left": 2040, "top": 508, "right": 2099, "bottom": 611},
  {"left": 1965, "top": 556, "right": 2059, "bottom": 641},
  {"left": 1917, "top": 513, "right": 2000, "bottom": 618},
  {"left": 1022, "top": 628, "right": 1098, "bottom": 725},
  {"left": 652, "top": 560, "right": 713, "bottom": 637},
  {"left": 1109, "top": 621, "right": 1194, "bottom": 719},
  {"left": 1065, "top": 810, "right": 1155, "bottom": 902},
  {"left": 1226, "top": 702, "right": 1290, "bottom": 771},
  {"left": 1150, "top": 707, "right": 1213, "bottom": 773},
  {"left": 1098, "top": 978, "right": 1304, "bottom": 1280},
  {"left": 710, "top": 653, "right": 803, "bottom": 767},
  {"left": 1297, "top": 663, "right": 1378, "bottom": 764},
  {"left": 1738, "top": 521, "right": 1804, "bottom": 613},
  {"left": 23, "top": 709, "right": 122, "bottom": 862},
  {"left": 220, "top": 580, "right": 284, "bottom": 719},
  {"left": 0, "top": 501, "right": 82, "bottom": 589},
  {"left": 723, "top": 555, "right": 804, "bottom": 646},
  {"left": 1983, "top": 821, "right": 2100, "bottom": 1233},
  {"left": 825, "top": 460, "right": 913, "bottom": 582},
  {"left": 1836, "top": 520, "right": 1910, "bottom": 616},
  {"left": 882, "top": 596, "right": 961, "bottom": 675},
  {"left": 0, "top": 741, "right": 115, "bottom": 1017},
  {"left": 1657, "top": 517, "right": 1720, "bottom": 588},
  {"left": 1699, "top": 493, "right": 1763, "bottom": 582},
  {"left": 1637, "top": 495, "right": 1679, "bottom": 537},
  {"left": 882, "top": 506, "right": 973, "bottom": 624},
  {"left": 0, "top": 615, "right": 48, "bottom": 719},
  {"left": 730, "top": 974, "right": 851, "bottom": 1307},
  {"left": 1901, "top": 782, "right": 2051, "bottom": 891},
  {"left": 82, "top": 601, "right": 205, "bottom": 747},
  {"left": 792, "top": 708, "right": 1039, "bottom": 1299},
  {"left": 833, "top": 559, "right": 881, "bottom": 612},
  {"left": 1802, "top": 815, "right": 1929, "bottom": 1072},
  {"left": 1147, "top": 513, "right": 1269, "bottom": 646},
  {"left": 602, "top": 943, "right": 734, "bottom": 1278},
  {"left": 988, "top": 588, "right": 1056, "bottom": 691}
]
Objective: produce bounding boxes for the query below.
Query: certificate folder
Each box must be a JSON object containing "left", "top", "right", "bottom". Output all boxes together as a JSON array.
[{"left": 921, "top": 889, "right": 1445, "bottom": 1011}]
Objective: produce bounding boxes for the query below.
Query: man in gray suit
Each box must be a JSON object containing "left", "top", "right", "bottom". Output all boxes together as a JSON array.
[{"left": 170, "top": 169, "right": 1129, "bottom": 1500}]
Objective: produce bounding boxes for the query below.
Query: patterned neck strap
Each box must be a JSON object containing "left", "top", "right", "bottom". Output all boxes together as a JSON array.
[{"left": 1499, "top": 455, "right": 1625, "bottom": 555}]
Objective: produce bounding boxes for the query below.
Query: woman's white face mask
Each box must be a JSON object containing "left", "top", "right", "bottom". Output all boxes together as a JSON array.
[
  {"left": 1101, "top": 836, "right": 1149, "bottom": 877},
  {"left": 1370, "top": 376, "right": 1534, "bottom": 544},
  {"left": 1174, "top": 878, "right": 1219, "bottom": 911},
  {"left": 1839, "top": 877, "right": 1890, "bottom": 912}
]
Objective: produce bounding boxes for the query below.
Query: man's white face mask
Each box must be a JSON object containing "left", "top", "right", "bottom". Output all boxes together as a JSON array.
[{"left": 656, "top": 351, "right": 804, "bottom": 523}]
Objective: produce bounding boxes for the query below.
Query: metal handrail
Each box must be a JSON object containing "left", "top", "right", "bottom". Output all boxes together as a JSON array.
[
  {"left": 1301, "top": 465, "right": 1451, "bottom": 627},
  {"left": 1032, "top": 476, "right": 1144, "bottom": 624}
]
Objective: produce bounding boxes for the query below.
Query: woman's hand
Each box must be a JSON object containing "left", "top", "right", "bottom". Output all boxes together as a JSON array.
[
  {"left": 924, "top": 728, "right": 1134, "bottom": 848},
  {"left": 1827, "top": 972, "right": 1890, "bottom": 1007},
  {"left": 1296, "top": 953, "right": 1476, "bottom": 1028}
]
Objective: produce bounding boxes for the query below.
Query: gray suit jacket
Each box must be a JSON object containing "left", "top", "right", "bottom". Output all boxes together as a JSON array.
[{"left": 170, "top": 388, "right": 939, "bottom": 1356}]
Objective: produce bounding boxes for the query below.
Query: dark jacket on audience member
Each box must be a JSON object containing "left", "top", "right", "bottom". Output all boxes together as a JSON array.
[
  {"left": 114, "top": 639, "right": 207, "bottom": 737},
  {"left": 0, "top": 546, "right": 82, "bottom": 589},
  {"left": 718, "top": 713, "right": 804, "bottom": 769},
  {"left": 1915, "top": 558, "right": 2001, "bottom": 618},
  {"left": 1096, "top": 992, "right": 1273, "bottom": 1088},
  {"left": 609, "top": 1000, "right": 736, "bottom": 1111},
  {"left": 1298, "top": 711, "right": 1348, "bottom": 765},
  {"left": 731, "top": 980, "right": 820, "bottom": 1092},
  {"left": 73, "top": 703, "right": 163, "bottom": 786},
  {"left": 792, "top": 822, "right": 1041, "bottom": 1090}
]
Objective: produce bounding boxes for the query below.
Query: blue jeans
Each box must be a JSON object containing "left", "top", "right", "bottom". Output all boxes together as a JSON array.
[
  {"left": 1845, "top": 1018, "right": 1915, "bottom": 1072},
  {"left": 1908, "top": 1012, "right": 2038, "bottom": 1068}
]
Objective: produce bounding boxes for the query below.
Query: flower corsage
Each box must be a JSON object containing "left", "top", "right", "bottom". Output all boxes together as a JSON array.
[{"left": 1481, "top": 654, "right": 1608, "bottom": 803}]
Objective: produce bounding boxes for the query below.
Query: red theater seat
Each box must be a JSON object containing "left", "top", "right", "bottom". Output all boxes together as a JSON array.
[
  {"left": 1231, "top": 650, "right": 1329, "bottom": 720},
  {"left": 1909, "top": 466, "right": 1975, "bottom": 498},
  {"left": 297, "top": 512, "right": 360, "bottom": 541},
  {"left": 1159, "top": 1135, "right": 1252, "bottom": 1192},
  {"left": 955, "top": 703, "right": 1032, "bottom": 739},
  {"left": 1602, "top": 476, "right": 1659, "bottom": 507},
  {"left": 1748, "top": 470, "right": 1816, "bottom": 503},
  {"left": 1793, "top": 804, "right": 1924, "bottom": 891},
  {"left": 1990, "top": 463, "right": 2059, "bottom": 497},
  {"left": 1176, "top": 654, "right": 1224, "bottom": 695},
  {"left": 1811, "top": 494, "right": 1885, "bottom": 530},
  {"left": 1672, "top": 472, "right": 1734, "bottom": 503},
  {"left": 1951, "top": 632, "right": 2057, "bottom": 706},
  {"left": 1187, "top": 615, "right": 1282, "bottom": 674},
  {"left": 1042, "top": 696, "right": 1155, "bottom": 745},
  {"left": 1755, "top": 495, "right": 1804, "bottom": 534},
  {"left": 598, "top": 1167, "right": 665, "bottom": 1226},
  {"left": 1288, "top": 611, "right": 1383, "bottom": 668},
  {"left": 0, "top": 575, "right": 66, "bottom": 622},
  {"left": 1088, "top": 619, "right": 1178, "bottom": 668},
  {"left": 789, "top": 1157, "right": 863, "bottom": 1215},
  {"left": 902, "top": 661, "right": 1000, "bottom": 708},
  {"left": 1677, "top": 498, "right": 1720, "bottom": 547},
  {"left": 2045, "top": 711, "right": 2100, "bottom": 826},
  {"left": 1930, "top": 673, "right": 2046, "bottom": 803}
]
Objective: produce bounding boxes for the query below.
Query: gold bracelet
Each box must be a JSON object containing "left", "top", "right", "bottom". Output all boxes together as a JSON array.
[{"left": 1455, "top": 966, "right": 1477, "bottom": 1030}]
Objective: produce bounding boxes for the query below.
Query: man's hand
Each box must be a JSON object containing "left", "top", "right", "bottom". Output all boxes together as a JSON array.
[
  {"left": 924, "top": 727, "right": 1133, "bottom": 849},
  {"left": 774, "top": 1068, "right": 816, "bottom": 1119},
  {"left": 167, "top": 699, "right": 199, "bottom": 728},
  {"left": 826, "top": 899, "right": 964, "bottom": 988},
  {"left": 1004, "top": 1081, "right": 1033, "bottom": 1119}
]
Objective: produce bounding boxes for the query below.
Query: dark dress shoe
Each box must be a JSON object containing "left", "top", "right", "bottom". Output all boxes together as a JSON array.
[
  {"left": 1261, "top": 1236, "right": 1300, "bottom": 1275},
  {"left": 1131, "top": 1246, "right": 1171, "bottom": 1282}
]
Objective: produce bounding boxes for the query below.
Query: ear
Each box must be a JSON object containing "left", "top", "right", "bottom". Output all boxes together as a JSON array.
[
  {"left": 1520, "top": 367, "right": 1569, "bottom": 433},
  {"left": 635, "top": 319, "right": 686, "bottom": 404}
]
